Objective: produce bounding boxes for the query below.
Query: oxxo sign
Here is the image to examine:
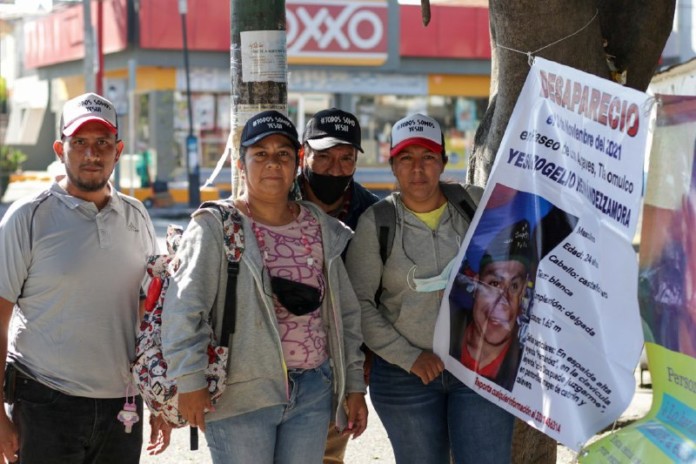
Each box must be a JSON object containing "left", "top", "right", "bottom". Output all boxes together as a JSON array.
[{"left": 287, "top": 0, "right": 388, "bottom": 65}]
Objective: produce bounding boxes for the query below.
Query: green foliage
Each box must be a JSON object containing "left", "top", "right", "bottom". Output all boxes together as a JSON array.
[{"left": 0, "top": 146, "right": 28, "bottom": 173}]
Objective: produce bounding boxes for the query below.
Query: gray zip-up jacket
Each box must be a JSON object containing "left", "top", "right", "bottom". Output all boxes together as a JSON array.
[
  {"left": 345, "top": 193, "right": 474, "bottom": 373},
  {"left": 161, "top": 201, "right": 365, "bottom": 429}
]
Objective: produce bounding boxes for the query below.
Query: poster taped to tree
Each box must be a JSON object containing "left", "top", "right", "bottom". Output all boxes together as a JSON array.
[{"left": 433, "top": 57, "right": 652, "bottom": 450}]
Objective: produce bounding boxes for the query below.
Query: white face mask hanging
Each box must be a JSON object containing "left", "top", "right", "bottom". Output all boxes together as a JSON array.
[{"left": 409, "top": 257, "right": 459, "bottom": 293}]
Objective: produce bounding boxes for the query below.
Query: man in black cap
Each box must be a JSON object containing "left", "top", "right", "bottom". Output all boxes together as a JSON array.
[
  {"left": 452, "top": 219, "right": 533, "bottom": 391},
  {"left": 298, "top": 108, "right": 379, "bottom": 231},
  {"left": 299, "top": 109, "right": 378, "bottom": 463}
]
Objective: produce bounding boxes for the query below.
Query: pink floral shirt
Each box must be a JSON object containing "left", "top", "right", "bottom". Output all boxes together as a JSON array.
[{"left": 254, "top": 205, "right": 328, "bottom": 369}]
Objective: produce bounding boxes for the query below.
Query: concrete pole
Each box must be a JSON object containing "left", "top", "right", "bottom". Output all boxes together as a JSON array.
[
  {"left": 677, "top": 0, "right": 695, "bottom": 61},
  {"left": 83, "top": 0, "right": 96, "bottom": 92},
  {"left": 128, "top": 58, "right": 137, "bottom": 197},
  {"left": 229, "top": 0, "right": 287, "bottom": 197},
  {"left": 96, "top": 0, "right": 104, "bottom": 95},
  {"left": 178, "top": 0, "right": 201, "bottom": 207}
]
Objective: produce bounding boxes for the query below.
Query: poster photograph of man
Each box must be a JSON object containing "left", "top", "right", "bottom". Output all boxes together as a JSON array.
[{"left": 448, "top": 184, "right": 578, "bottom": 391}]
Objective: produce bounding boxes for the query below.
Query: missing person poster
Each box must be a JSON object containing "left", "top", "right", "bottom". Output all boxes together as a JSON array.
[
  {"left": 580, "top": 96, "right": 696, "bottom": 462},
  {"left": 434, "top": 57, "right": 652, "bottom": 450}
]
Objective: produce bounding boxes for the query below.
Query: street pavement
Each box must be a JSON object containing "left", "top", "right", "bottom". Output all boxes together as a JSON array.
[
  {"left": 0, "top": 184, "right": 654, "bottom": 463},
  {"left": 140, "top": 397, "right": 395, "bottom": 464},
  {"left": 138, "top": 371, "right": 652, "bottom": 463}
]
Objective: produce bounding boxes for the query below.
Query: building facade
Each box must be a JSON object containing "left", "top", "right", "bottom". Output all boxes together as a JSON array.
[{"left": 5, "top": 0, "right": 492, "bottom": 189}]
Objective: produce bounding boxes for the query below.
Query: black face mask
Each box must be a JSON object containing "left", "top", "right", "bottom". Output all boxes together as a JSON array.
[
  {"left": 270, "top": 276, "right": 323, "bottom": 316},
  {"left": 304, "top": 167, "right": 352, "bottom": 205}
]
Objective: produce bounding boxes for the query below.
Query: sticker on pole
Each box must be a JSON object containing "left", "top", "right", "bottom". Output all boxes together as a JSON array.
[{"left": 240, "top": 31, "right": 287, "bottom": 83}]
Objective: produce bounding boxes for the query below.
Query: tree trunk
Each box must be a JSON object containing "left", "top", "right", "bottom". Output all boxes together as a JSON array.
[
  {"left": 511, "top": 418, "right": 557, "bottom": 464},
  {"left": 230, "top": 0, "right": 287, "bottom": 196},
  {"left": 468, "top": 0, "right": 675, "bottom": 188},
  {"left": 468, "top": 1, "right": 675, "bottom": 461}
]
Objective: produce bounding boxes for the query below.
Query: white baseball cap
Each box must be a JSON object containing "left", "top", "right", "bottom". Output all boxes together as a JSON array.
[
  {"left": 61, "top": 92, "right": 118, "bottom": 137},
  {"left": 390, "top": 113, "right": 443, "bottom": 157}
]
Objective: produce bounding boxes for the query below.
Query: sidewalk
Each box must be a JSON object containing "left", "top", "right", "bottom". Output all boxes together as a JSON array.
[{"left": 142, "top": 371, "right": 653, "bottom": 463}]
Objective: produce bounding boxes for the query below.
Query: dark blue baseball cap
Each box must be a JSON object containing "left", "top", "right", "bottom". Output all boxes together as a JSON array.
[{"left": 240, "top": 110, "right": 300, "bottom": 149}]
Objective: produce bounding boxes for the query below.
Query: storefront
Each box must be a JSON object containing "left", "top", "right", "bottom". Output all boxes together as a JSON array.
[{"left": 16, "top": 0, "right": 491, "bottom": 188}]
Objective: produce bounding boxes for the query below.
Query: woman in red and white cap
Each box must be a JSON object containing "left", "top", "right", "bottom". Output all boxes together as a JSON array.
[{"left": 346, "top": 113, "right": 514, "bottom": 463}]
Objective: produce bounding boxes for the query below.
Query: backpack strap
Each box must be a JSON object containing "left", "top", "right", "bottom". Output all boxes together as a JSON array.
[
  {"left": 439, "top": 182, "right": 481, "bottom": 225},
  {"left": 370, "top": 196, "right": 397, "bottom": 306},
  {"left": 372, "top": 184, "right": 481, "bottom": 265},
  {"left": 372, "top": 196, "right": 396, "bottom": 265},
  {"left": 198, "top": 200, "right": 244, "bottom": 347},
  {"left": 370, "top": 185, "right": 481, "bottom": 304},
  {"left": 219, "top": 259, "right": 239, "bottom": 346}
]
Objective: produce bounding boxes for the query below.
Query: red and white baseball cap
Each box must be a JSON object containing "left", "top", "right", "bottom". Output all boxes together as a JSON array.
[
  {"left": 60, "top": 93, "right": 118, "bottom": 137},
  {"left": 390, "top": 113, "right": 443, "bottom": 157}
]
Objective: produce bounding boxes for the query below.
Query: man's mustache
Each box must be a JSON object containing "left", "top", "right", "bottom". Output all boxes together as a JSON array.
[{"left": 80, "top": 162, "right": 104, "bottom": 168}]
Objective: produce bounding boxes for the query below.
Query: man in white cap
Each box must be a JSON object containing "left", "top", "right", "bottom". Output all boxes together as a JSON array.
[{"left": 0, "top": 93, "right": 170, "bottom": 463}]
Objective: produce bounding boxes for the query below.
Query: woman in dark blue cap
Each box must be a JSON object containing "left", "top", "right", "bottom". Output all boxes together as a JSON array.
[{"left": 161, "top": 110, "right": 368, "bottom": 463}]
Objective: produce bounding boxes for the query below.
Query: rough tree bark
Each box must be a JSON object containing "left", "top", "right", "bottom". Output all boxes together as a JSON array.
[
  {"left": 461, "top": 1, "right": 675, "bottom": 462},
  {"left": 468, "top": 0, "right": 676, "bottom": 188}
]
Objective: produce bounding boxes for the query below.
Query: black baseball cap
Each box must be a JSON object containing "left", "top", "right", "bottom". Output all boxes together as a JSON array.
[
  {"left": 240, "top": 110, "right": 300, "bottom": 149},
  {"left": 480, "top": 219, "right": 533, "bottom": 272},
  {"left": 303, "top": 108, "right": 363, "bottom": 152}
]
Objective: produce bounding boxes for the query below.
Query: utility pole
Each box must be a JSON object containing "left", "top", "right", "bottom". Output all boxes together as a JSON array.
[
  {"left": 178, "top": 0, "right": 200, "bottom": 207},
  {"left": 229, "top": 0, "right": 287, "bottom": 197},
  {"left": 83, "top": 0, "right": 96, "bottom": 92},
  {"left": 96, "top": 0, "right": 104, "bottom": 95}
]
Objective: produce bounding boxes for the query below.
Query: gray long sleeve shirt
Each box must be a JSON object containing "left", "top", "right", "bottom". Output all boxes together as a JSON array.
[
  {"left": 161, "top": 201, "right": 365, "bottom": 428},
  {"left": 345, "top": 193, "right": 474, "bottom": 372}
]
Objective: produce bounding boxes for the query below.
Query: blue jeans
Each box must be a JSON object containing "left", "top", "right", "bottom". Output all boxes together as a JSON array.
[
  {"left": 205, "top": 360, "right": 332, "bottom": 464},
  {"left": 370, "top": 356, "right": 514, "bottom": 464},
  {"left": 10, "top": 375, "right": 143, "bottom": 464}
]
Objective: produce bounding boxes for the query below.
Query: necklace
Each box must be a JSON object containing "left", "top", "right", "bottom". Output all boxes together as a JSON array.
[{"left": 245, "top": 200, "right": 314, "bottom": 266}]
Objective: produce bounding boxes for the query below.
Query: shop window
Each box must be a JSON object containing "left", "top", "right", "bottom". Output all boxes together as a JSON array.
[{"left": 354, "top": 94, "right": 487, "bottom": 172}]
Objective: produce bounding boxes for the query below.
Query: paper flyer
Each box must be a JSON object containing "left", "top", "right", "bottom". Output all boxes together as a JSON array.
[
  {"left": 240, "top": 31, "right": 287, "bottom": 83},
  {"left": 434, "top": 57, "right": 651, "bottom": 450}
]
